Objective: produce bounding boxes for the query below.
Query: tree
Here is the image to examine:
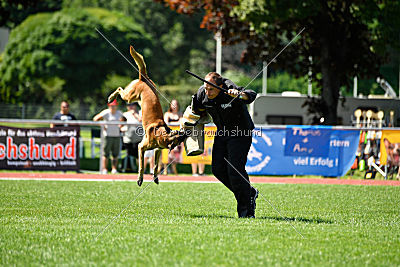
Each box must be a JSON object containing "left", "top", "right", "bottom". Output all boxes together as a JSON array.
[
  {"left": 156, "top": 0, "right": 400, "bottom": 124},
  {"left": 0, "top": 8, "right": 152, "bottom": 104},
  {"left": 64, "top": 0, "right": 214, "bottom": 85},
  {"left": 0, "top": 0, "right": 62, "bottom": 28}
]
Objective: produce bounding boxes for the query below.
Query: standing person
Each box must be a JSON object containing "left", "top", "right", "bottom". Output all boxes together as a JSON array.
[
  {"left": 144, "top": 149, "right": 155, "bottom": 174},
  {"left": 164, "top": 99, "right": 182, "bottom": 174},
  {"left": 191, "top": 72, "right": 258, "bottom": 218},
  {"left": 93, "top": 99, "right": 124, "bottom": 174},
  {"left": 51, "top": 101, "right": 76, "bottom": 127},
  {"left": 51, "top": 100, "right": 79, "bottom": 173},
  {"left": 191, "top": 162, "right": 205, "bottom": 176},
  {"left": 120, "top": 103, "right": 142, "bottom": 172}
]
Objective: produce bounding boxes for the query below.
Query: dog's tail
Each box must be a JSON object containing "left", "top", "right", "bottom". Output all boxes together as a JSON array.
[{"left": 130, "top": 45, "right": 147, "bottom": 80}]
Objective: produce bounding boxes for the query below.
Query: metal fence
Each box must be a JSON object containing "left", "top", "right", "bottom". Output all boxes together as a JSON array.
[
  {"left": 0, "top": 103, "right": 97, "bottom": 120},
  {"left": 0, "top": 97, "right": 193, "bottom": 120},
  {"left": 1, "top": 118, "right": 400, "bottom": 175}
]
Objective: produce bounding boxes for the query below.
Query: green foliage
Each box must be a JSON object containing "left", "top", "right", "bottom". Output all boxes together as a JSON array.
[
  {"left": 159, "top": 84, "right": 196, "bottom": 112},
  {"left": 100, "top": 74, "right": 132, "bottom": 99},
  {"left": 0, "top": 8, "right": 152, "bottom": 104},
  {"left": 157, "top": 0, "right": 400, "bottom": 124},
  {"left": 231, "top": 0, "right": 400, "bottom": 123},
  {"left": 63, "top": 0, "right": 214, "bottom": 85},
  {"left": 188, "top": 49, "right": 210, "bottom": 80},
  {"left": 223, "top": 69, "right": 319, "bottom": 95},
  {"left": 160, "top": 22, "right": 184, "bottom": 53},
  {"left": 0, "top": 0, "right": 63, "bottom": 28},
  {"left": 1, "top": 180, "right": 400, "bottom": 265}
]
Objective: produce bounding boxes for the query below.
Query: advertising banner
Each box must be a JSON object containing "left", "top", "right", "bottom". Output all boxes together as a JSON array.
[
  {"left": 380, "top": 130, "right": 400, "bottom": 166},
  {"left": 162, "top": 125, "right": 215, "bottom": 165},
  {"left": 0, "top": 125, "right": 80, "bottom": 170},
  {"left": 246, "top": 126, "right": 360, "bottom": 177}
]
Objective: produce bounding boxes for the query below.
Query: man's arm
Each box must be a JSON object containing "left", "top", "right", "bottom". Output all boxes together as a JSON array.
[
  {"left": 119, "top": 114, "right": 127, "bottom": 131},
  {"left": 134, "top": 112, "right": 142, "bottom": 122},
  {"left": 164, "top": 112, "right": 170, "bottom": 123},
  {"left": 93, "top": 110, "right": 105, "bottom": 121},
  {"left": 223, "top": 78, "right": 257, "bottom": 104},
  {"left": 239, "top": 89, "right": 257, "bottom": 104},
  {"left": 50, "top": 113, "right": 59, "bottom": 128}
]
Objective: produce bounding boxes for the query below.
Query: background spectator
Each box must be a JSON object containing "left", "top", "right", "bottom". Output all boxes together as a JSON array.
[
  {"left": 50, "top": 101, "right": 76, "bottom": 127},
  {"left": 93, "top": 99, "right": 124, "bottom": 174},
  {"left": 144, "top": 149, "right": 155, "bottom": 174},
  {"left": 120, "top": 103, "right": 142, "bottom": 172},
  {"left": 164, "top": 99, "right": 182, "bottom": 174},
  {"left": 191, "top": 163, "right": 205, "bottom": 176}
]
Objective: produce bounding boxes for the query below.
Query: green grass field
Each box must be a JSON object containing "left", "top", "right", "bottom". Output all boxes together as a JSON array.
[{"left": 1, "top": 180, "right": 399, "bottom": 266}]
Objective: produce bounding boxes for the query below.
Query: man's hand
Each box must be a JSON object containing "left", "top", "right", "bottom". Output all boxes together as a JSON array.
[{"left": 226, "top": 89, "right": 249, "bottom": 100}]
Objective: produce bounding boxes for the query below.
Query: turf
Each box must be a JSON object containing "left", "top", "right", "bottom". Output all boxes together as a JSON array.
[{"left": 1, "top": 180, "right": 399, "bottom": 266}]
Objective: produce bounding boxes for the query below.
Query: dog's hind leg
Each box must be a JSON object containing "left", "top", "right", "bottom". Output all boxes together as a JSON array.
[
  {"left": 137, "top": 141, "right": 146, "bottom": 186},
  {"left": 153, "top": 148, "right": 162, "bottom": 184},
  {"left": 107, "top": 87, "right": 123, "bottom": 103}
]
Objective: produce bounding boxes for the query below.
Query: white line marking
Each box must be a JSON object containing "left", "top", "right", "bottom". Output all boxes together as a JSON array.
[{"left": 0, "top": 177, "right": 220, "bottom": 183}]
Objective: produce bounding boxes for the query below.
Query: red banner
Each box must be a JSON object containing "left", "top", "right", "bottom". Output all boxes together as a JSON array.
[{"left": 0, "top": 125, "right": 80, "bottom": 170}]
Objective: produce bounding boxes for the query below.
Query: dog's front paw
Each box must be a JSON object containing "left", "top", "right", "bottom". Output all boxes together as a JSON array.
[
  {"left": 170, "top": 130, "right": 179, "bottom": 136},
  {"left": 154, "top": 176, "right": 159, "bottom": 184},
  {"left": 137, "top": 174, "right": 143, "bottom": 186}
]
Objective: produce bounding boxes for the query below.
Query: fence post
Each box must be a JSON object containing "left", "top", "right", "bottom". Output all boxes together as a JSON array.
[
  {"left": 79, "top": 138, "right": 84, "bottom": 158},
  {"left": 99, "top": 125, "right": 105, "bottom": 173},
  {"left": 21, "top": 104, "right": 25, "bottom": 119}
]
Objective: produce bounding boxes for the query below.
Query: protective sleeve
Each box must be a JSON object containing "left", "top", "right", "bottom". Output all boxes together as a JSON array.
[{"left": 191, "top": 87, "right": 206, "bottom": 115}]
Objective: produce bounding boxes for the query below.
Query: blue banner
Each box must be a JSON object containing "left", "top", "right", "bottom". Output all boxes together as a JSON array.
[{"left": 246, "top": 126, "right": 360, "bottom": 177}]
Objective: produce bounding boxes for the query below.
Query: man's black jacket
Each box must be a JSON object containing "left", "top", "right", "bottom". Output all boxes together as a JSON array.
[{"left": 192, "top": 78, "right": 257, "bottom": 131}]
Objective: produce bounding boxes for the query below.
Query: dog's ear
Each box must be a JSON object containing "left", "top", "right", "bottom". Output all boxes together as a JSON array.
[
  {"left": 384, "top": 138, "right": 391, "bottom": 148},
  {"left": 129, "top": 45, "right": 147, "bottom": 80}
]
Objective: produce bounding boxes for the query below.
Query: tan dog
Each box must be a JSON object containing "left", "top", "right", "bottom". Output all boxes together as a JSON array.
[
  {"left": 383, "top": 138, "right": 400, "bottom": 179},
  {"left": 108, "top": 45, "right": 184, "bottom": 186}
]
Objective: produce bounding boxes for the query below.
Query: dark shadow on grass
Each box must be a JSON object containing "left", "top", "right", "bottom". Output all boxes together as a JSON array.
[
  {"left": 182, "top": 213, "right": 333, "bottom": 224},
  {"left": 183, "top": 214, "right": 236, "bottom": 219},
  {"left": 259, "top": 216, "right": 333, "bottom": 224}
]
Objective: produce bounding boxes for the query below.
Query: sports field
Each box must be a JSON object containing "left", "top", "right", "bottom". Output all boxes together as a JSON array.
[{"left": 1, "top": 179, "right": 399, "bottom": 266}]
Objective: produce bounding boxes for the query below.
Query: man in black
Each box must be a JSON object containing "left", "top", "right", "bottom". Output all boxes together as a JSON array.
[
  {"left": 51, "top": 101, "right": 77, "bottom": 128},
  {"left": 192, "top": 72, "right": 258, "bottom": 218}
]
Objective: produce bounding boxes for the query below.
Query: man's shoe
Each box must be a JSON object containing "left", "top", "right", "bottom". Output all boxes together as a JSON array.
[
  {"left": 238, "top": 210, "right": 255, "bottom": 218},
  {"left": 247, "top": 188, "right": 259, "bottom": 218},
  {"left": 251, "top": 188, "right": 259, "bottom": 210},
  {"left": 238, "top": 209, "right": 249, "bottom": 218}
]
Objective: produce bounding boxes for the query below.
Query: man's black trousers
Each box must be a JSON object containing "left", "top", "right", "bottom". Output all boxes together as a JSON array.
[{"left": 211, "top": 134, "right": 253, "bottom": 216}]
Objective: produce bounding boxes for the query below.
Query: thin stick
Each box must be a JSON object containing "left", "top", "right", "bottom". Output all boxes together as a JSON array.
[{"left": 186, "top": 70, "right": 229, "bottom": 93}]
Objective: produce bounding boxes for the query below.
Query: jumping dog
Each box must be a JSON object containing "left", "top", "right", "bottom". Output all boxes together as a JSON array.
[{"left": 108, "top": 45, "right": 185, "bottom": 186}]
